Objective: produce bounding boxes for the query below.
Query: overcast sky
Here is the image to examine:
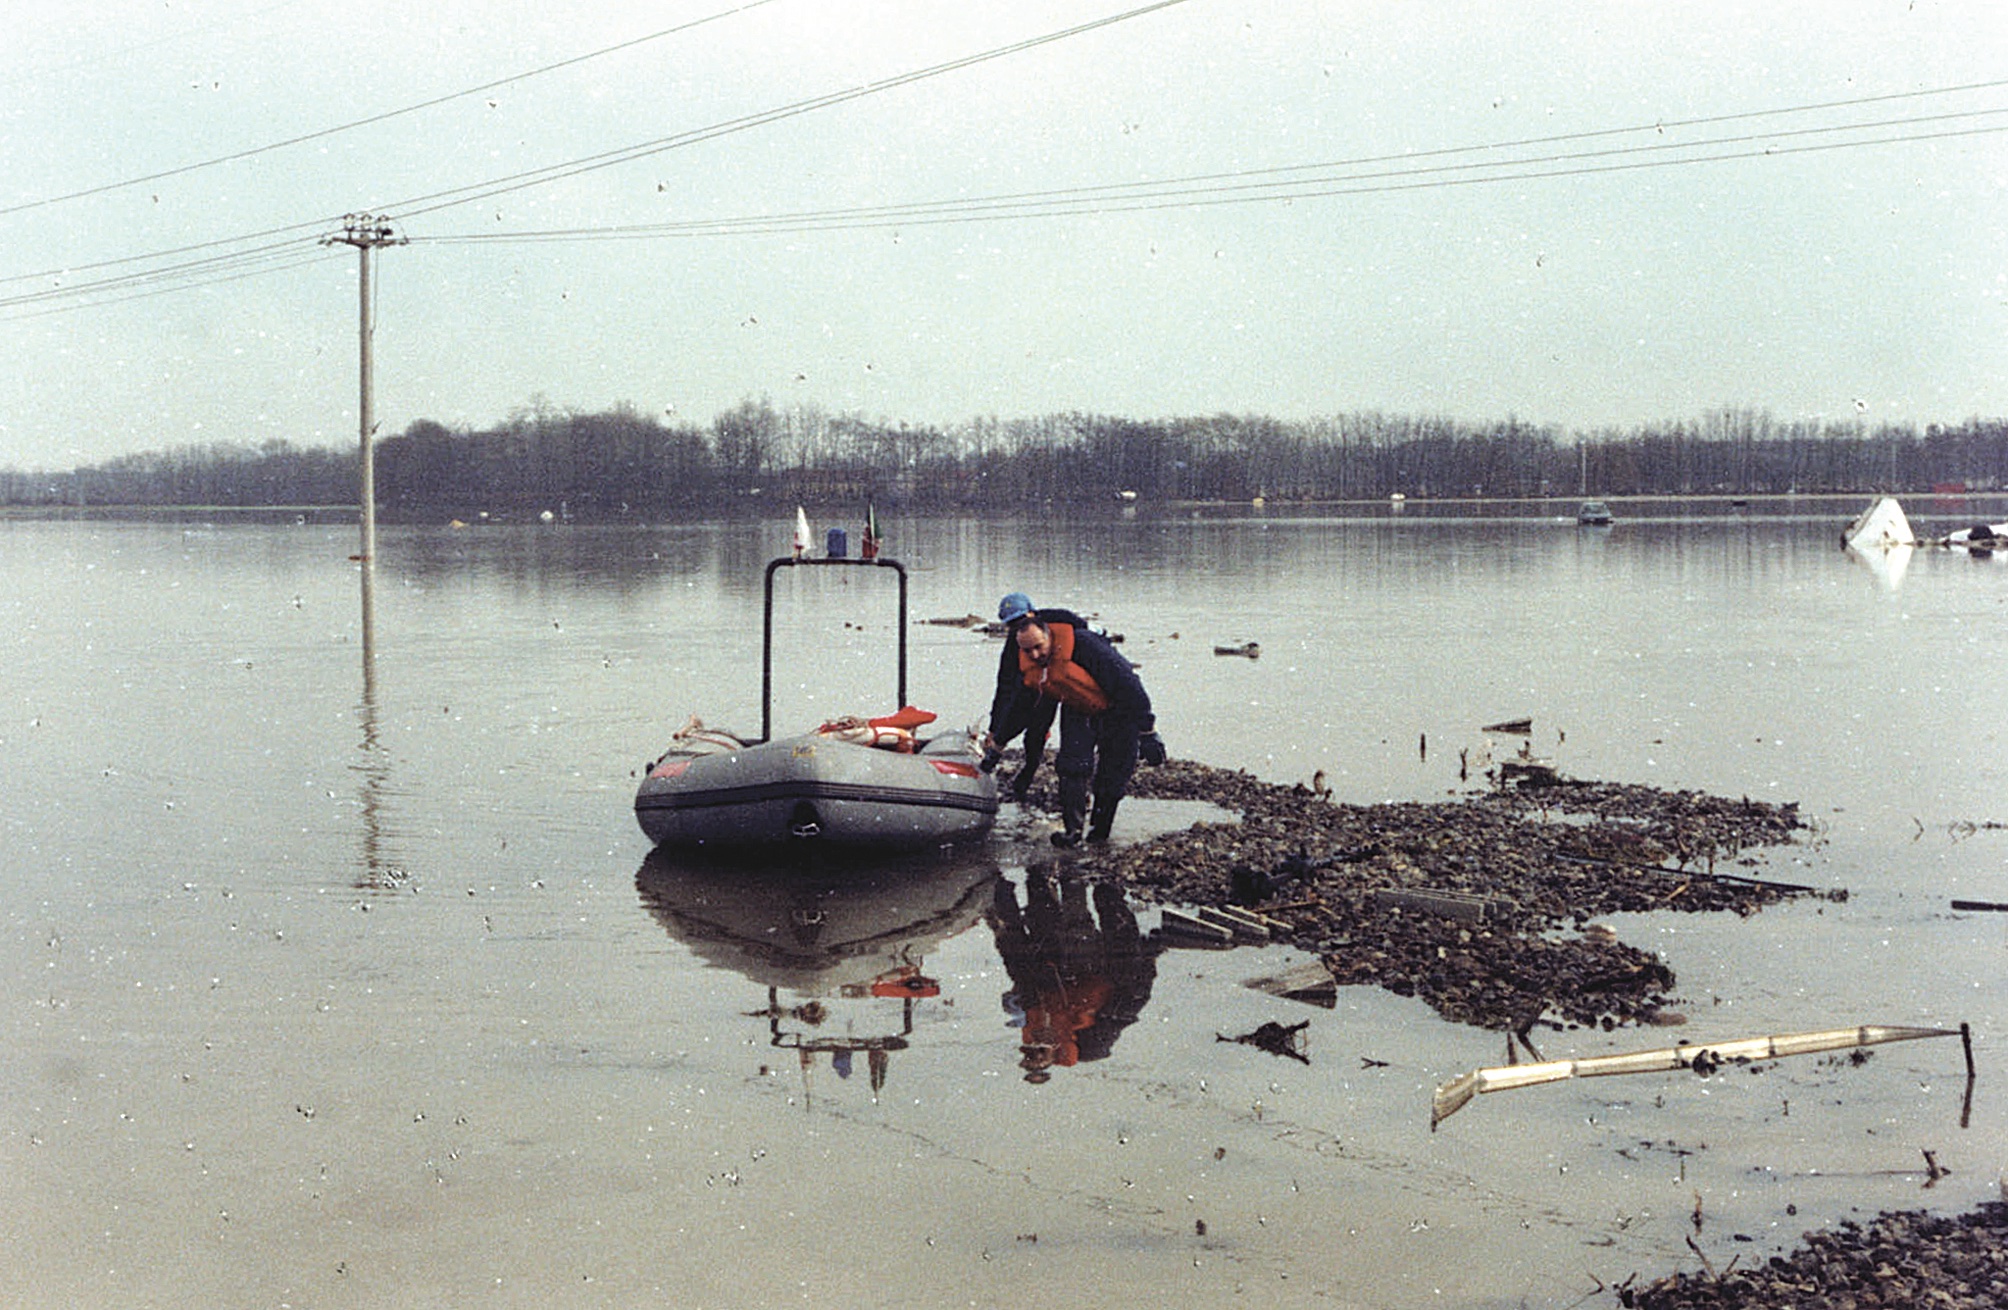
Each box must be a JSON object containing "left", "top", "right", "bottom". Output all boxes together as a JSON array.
[{"left": 2, "top": 0, "right": 2004, "bottom": 470}]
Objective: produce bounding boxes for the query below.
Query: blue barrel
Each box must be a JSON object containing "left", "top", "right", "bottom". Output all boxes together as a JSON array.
[{"left": 825, "top": 527, "right": 848, "bottom": 558}]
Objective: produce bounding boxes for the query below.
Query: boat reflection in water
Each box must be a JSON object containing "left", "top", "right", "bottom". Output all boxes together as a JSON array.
[
  {"left": 636, "top": 849, "right": 1001, "bottom": 1101},
  {"left": 635, "top": 853, "right": 1168, "bottom": 1094},
  {"left": 987, "top": 871, "right": 1163, "bottom": 1084}
]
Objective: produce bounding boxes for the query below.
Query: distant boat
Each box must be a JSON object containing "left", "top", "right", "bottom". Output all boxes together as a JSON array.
[{"left": 1576, "top": 500, "right": 1613, "bottom": 526}]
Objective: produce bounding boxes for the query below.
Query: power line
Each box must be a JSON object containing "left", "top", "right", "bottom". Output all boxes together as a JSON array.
[
  {"left": 0, "top": 248, "right": 341, "bottom": 322},
  {"left": 385, "top": 0, "right": 1196, "bottom": 222},
  {"left": 0, "top": 0, "right": 782, "bottom": 219},
  {"left": 0, "top": 0, "right": 1196, "bottom": 314},
  {"left": 3, "top": 14, "right": 1997, "bottom": 315},
  {"left": 411, "top": 101, "right": 2008, "bottom": 244}
]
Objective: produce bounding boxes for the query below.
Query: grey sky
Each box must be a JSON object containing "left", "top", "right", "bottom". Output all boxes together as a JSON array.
[{"left": 3, "top": 0, "right": 2004, "bottom": 471}]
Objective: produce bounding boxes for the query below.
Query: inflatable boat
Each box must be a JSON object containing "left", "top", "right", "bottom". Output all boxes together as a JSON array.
[{"left": 634, "top": 555, "right": 998, "bottom": 851}]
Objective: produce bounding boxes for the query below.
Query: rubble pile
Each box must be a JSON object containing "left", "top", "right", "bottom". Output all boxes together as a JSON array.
[
  {"left": 1627, "top": 1203, "right": 2008, "bottom": 1308},
  {"left": 1019, "top": 758, "right": 1819, "bottom": 1032}
]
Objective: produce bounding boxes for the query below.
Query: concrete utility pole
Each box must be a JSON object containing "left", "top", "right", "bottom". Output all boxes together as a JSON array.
[{"left": 323, "top": 214, "right": 405, "bottom": 567}]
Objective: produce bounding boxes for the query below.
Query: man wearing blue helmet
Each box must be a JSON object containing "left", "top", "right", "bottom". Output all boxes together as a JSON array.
[
  {"left": 984, "top": 591, "right": 1165, "bottom": 845},
  {"left": 981, "top": 592, "right": 1083, "bottom": 802}
]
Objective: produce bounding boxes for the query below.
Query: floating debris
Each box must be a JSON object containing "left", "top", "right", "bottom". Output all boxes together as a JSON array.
[
  {"left": 1159, "top": 907, "right": 1234, "bottom": 945},
  {"left": 1193, "top": 904, "right": 1281, "bottom": 941},
  {"left": 1370, "top": 886, "right": 1513, "bottom": 924},
  {"left": 1497, "top": 759, "right": 1562, "bottom": 787},
  {"left": 1243, "top": 961, "right": 1337, "bottom": 1009},
  {"left": 1430, "top": 1023, "right": 1963, "bottom": 1128},
  {"left": 1217, "top": 1019, "right": 1310, "bottom": 1064},
  {"left": 1843, "top": 496, "right": 1916, "bottom": 550},
  {"left": 1483, "top": 717, "right": 1533, "bottom": 735},
  {"left": 1213, "top": 641, "right": 1261, "bottom": 659}
]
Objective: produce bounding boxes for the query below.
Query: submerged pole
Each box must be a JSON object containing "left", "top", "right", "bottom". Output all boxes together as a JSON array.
[
  {"left": 357, "top": 234, "right": 375, "bottom": 566},
  {"left": 324, "top": 214, "right": 404, "bottom": 567}
]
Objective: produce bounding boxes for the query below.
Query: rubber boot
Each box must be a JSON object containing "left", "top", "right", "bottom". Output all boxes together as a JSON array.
[
  {"left": 1086, "top": 796, "right": 1118, "bottom": 844},
  {"left": 1051, "top": 775, "right": 1090, "bottom": 848}
]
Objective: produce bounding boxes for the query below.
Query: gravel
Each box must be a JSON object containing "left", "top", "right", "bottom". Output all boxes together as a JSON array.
[{"left": 1013, "top": 756, "right": 2004, "bottom": 1309}]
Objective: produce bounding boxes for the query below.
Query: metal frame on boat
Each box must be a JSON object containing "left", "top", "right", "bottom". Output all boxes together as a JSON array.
[{"left": 634, "top": 555, "right": 999, "bottom": 851}]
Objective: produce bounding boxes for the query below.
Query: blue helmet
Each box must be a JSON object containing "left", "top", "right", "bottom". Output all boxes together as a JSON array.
[{"left": 997, "top": 592, "right": 1035, "bottom": 624}]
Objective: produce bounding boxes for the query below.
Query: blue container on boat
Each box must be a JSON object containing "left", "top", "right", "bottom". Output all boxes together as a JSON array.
[{"left": 825, "top": 527, "right": 848, "bottom": 558}]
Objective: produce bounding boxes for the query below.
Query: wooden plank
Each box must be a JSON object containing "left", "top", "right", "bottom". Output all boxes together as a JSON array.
[
  {"left": 1371, "top": 887, "right": 1509, "bottom": 923},
  {"left": 1243, "top": 961, "right": 1338, "bottom": 1009},
  {"left": 1159, "top": 907, "right": 1234, "bottom": 944},
  {"left": 1196, "top": 905, "right": 1271, "bottom": 941}
]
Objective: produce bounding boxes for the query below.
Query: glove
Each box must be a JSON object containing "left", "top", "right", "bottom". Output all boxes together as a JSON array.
[{"left": 1138, "top": 731, "right": 1166, "bottom": 767}]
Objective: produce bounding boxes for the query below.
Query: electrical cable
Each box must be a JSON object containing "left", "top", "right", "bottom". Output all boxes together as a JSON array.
[{"left": 0, "top": 0, "right": 781, "bottom": 218}]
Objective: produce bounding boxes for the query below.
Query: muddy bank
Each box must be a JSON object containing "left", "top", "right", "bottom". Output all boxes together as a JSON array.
[
  {"left": 1009, "top": 759, "right": 2008, "bottom": 1308},
  {"left": 1626, "top": 1201, "right": 2008, "bottom": 1308},
  {"left": 1017, "top": 756, "right": 1822, "bottom": 1033}
]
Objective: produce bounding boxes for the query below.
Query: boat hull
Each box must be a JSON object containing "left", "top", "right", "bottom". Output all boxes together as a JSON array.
[{"left": 635, "top": 732, "right": 998, "bottom": 850}]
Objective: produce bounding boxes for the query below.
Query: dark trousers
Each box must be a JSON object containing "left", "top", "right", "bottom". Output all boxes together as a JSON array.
[{"left": 1056, "top": 706, "right": 1143, "bottom": 828}]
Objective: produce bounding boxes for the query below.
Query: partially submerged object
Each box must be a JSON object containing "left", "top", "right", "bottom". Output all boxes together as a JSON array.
[
  {"left": 1430, "top": 1022, "right": 1961, "bottom": 1128},
  {"left": 1842, "top": 496, "right": 1915, "bottom": 551},
  {"left": 1842, "top": 497, "right": 1917, "bottom": 590},
  {"left": 1577, "top": 500, "right": 1614, "bottom": 526},
  {"left": 1947, "top": 521, "right": 2008, "bottom": 549},
  {"left": 634, "top": 555, "right": 998, "bottom": 851},
  {"left": 1244, "top": 960, "right": 1338, "bottom": 1009}
]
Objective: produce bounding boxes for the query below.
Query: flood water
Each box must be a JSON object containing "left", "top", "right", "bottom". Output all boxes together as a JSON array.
[{"left": 5, "top": 501, "right": 2006, "bottom": 1309}]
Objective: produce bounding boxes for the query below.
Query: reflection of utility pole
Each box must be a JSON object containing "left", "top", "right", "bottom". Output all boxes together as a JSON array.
[{"left": 323, "top": 214, "right": 405, "bottom": 567}]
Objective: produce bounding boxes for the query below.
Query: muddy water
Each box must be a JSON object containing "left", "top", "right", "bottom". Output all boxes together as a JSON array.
[{"left": 4, "top": 504, "right": 2006, "bottom": 1309}]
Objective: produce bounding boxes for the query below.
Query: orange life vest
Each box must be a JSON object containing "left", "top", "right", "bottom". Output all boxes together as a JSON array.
[
  {"left": 1020, "top": 622, "right": 1111, "bottom": 714},
  {"left": 1020, "top": 976, "right": 1114, "bottom": 1069}
]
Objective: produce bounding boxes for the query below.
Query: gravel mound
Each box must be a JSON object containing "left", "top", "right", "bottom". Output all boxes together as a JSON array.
[
  {"left": 1016, "top": 756, "right": 1823, "bottom": 1033},
  {"left": 1626, "top": 1202, "right": 2008, "bottom": 1308}
]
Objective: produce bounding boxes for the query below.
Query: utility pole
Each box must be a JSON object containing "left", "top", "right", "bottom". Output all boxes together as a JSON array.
[{"left": 323, "top": 214, "right": 405, "bottom": 567}]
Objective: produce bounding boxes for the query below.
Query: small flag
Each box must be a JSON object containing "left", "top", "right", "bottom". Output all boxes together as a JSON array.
[{"left": 861, "top": 502, "right": 881, "bottom": 559}]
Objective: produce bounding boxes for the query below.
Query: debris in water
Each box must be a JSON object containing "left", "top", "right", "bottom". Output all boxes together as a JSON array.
[
  {"left": 1430, "top": 1023, "right": 1962, "bottom": 1128},
  {"left": 1244, "top": 960, "right": 1337, "bottom": 1009},
  {"left": 1217, "top": 1019, "right": 1311, "bottom": 1064}
]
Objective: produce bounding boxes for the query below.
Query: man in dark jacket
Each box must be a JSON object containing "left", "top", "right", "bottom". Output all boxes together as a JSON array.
[
  {"left": 982, "top": 592, "right": 1087, "bottom": 801},
  {"left": 1009, "top": 613, "right": 1160, "bottom": 847}
]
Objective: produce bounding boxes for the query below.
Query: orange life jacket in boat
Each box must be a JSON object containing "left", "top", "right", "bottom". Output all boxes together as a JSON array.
[{"left": 1020, "top": 622, "right": 1111, "bottom": 715}]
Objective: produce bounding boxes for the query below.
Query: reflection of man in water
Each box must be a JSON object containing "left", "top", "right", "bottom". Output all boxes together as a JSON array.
[{"left": 987, "top": 871, "right": 1161, "bottom": 1082}]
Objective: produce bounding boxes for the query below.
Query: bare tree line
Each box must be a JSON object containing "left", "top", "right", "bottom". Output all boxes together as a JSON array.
[{"left": 5, "top": 400, "right": 2003, "bottom": 515}]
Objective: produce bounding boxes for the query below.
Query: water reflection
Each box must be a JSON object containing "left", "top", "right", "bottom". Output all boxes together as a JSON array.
[
  {"left": 636, "top": 850, "right": 1000, "bottom": 1100},
  {"left": 1845, "top": 540, "right": 1913, "bottom": 590},
  {"left": 352, "top": 561, "right": 405, "bottom": 889},
  {"left": 987, "top": 871, "right": 1162, "bottom": 1083}
]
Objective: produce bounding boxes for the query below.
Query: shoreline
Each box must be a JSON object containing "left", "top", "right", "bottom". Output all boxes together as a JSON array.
[{"left": 1013, "top": 756, "right": 2001, "bottom": 1307}]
